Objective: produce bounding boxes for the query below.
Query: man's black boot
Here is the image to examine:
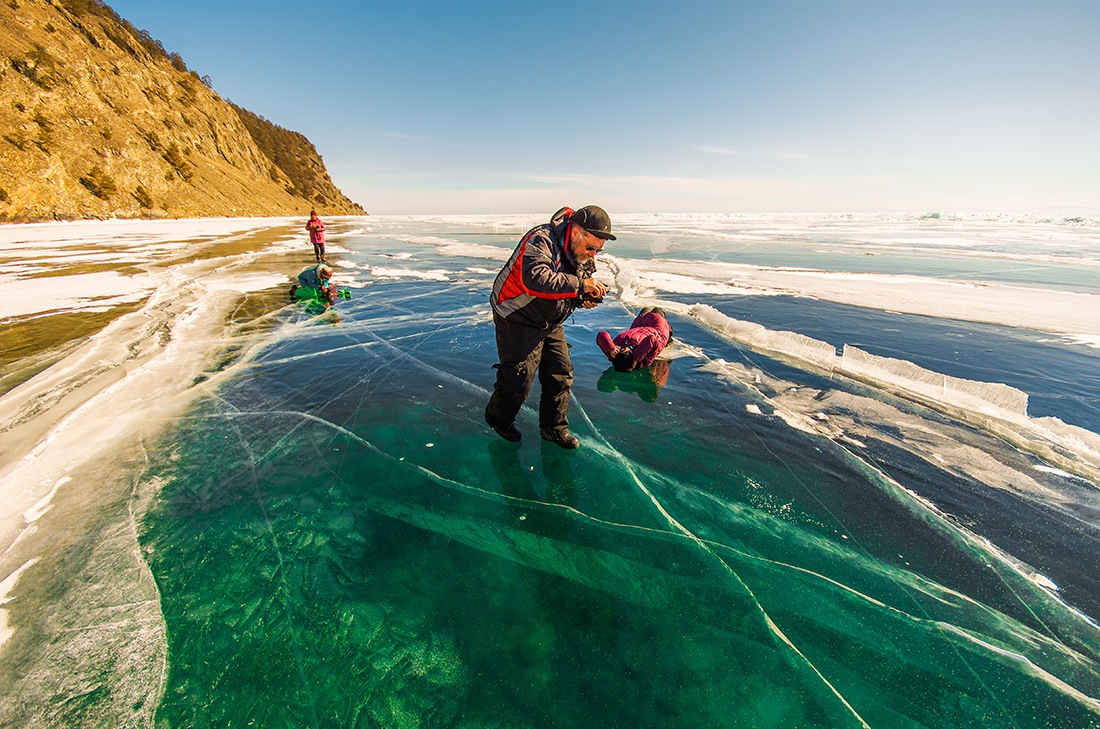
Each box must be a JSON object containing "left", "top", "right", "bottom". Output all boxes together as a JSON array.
[
  {"left": 540, "top": 427, "right": 579, "bottom": 450},
  {"left": 486, "top": 412, "right": 521, "bottom": 442}
]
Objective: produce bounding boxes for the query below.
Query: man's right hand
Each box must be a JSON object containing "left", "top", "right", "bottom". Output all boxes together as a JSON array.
[{"left": 583, "top": 278, "right": 608, "bottom": 299}]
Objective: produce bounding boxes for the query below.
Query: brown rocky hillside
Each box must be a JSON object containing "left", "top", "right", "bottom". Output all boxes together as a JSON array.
[{"left": 0, "top": 0, "right": 365, "bottom": 222}]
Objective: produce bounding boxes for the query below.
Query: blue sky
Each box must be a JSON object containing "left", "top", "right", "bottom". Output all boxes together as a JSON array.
[{"left": 105, "top": 0, "right": 1099, "bottom": 215}]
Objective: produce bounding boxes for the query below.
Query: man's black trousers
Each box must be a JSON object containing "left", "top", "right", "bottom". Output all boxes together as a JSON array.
[{"left": 485, "top": 313, "right": 573, "bottom": 431}]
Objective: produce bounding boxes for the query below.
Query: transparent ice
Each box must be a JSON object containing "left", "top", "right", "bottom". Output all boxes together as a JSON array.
[{"left": 2, "top": 214, "right": 1099, "bottom": 727}]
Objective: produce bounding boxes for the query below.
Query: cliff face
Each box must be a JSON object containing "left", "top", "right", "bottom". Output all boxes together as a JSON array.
[{"left": 0, "top": 0, "right": 364, "bottom": 222}]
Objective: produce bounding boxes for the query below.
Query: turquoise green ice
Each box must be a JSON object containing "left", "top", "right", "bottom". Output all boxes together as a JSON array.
[{"left": 135, "top": 227, "right": 1100, "bottom": 728}]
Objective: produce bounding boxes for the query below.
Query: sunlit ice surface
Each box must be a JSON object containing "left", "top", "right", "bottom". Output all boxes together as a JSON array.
[{"left": 1, "top": 214, "right": 1099, "bottom": 727}]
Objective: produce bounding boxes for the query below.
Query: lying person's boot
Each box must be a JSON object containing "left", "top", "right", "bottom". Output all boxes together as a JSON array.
[
  {"left": 485, "top": 413, "right": 521, "bottom": 442},
  {"left": 540, "top": 427, "right": 579, "bottom": 450}
]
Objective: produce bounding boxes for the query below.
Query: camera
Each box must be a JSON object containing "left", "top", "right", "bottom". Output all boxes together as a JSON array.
[{"left": 580, "top": 291, "right": 603, "bottom": 305}]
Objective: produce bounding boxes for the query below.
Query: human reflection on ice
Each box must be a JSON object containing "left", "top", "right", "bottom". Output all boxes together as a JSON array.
[
  {"left": 540, "top": 439, "right": 578, "bottom": 505},
  {"left": 288, "top": 295, "right": 342, "bottom": 323},
  {"left": 596, "top": 359, "right": 670, "bottom": 403},
  {"left": 304, "top": 306, "right": 341, "bottom": 324},
  {"left": 487, "top": 440, "right": 578, "bottom": 510},
  {"left": 487, "top": 441, "right": 536, "bottom": 502}
]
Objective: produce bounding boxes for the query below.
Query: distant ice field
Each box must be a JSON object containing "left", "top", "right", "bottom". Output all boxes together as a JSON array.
[{"left": 612, "top": 213, "right": 1100, "bottom": 294}]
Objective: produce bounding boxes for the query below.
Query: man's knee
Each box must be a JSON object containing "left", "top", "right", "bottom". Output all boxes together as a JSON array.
[
  {"left": 539, "top": 363, "right": 573, "bottom": 394},
  {"left": 493, "top": 361, "right": 533, "bottom": 394}
]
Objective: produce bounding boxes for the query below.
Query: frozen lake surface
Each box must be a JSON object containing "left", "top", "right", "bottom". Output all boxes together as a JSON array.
[{"left": 1, "top": 213, "right": 1099, "bottom": 727}]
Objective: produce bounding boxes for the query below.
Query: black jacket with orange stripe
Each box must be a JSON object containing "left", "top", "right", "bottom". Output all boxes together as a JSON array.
[{"left": 489, "top": 207, "right": 596, "bottom": 329}]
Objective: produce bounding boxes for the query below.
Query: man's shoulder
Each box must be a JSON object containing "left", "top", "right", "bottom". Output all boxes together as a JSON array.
[
  {"left": 524, "top": 222, "right": 555, "bottom": 240},
  {"left": 521, "top": 224, "right": 560, "bottom": 252}
]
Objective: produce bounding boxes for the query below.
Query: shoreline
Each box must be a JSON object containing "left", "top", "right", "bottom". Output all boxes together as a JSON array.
[
  {"left": 0, "top": 218, "right": 323, "bottom": 547},
  {"left": 0, "top": 218, "right": 326, "bottom": 723}
]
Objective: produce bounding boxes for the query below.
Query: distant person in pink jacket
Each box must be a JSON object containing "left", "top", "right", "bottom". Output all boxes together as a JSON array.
[
  {"left": 306, "top": 209, "right": 326, "bottom": 262},
  {"left": 597, "top": 307, "right": 673, "bottom": 372}
]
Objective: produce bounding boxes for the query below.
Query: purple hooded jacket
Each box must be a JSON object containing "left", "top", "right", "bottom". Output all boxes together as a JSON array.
[
  {"left": 306, "top": 217, "right": 325, "bottom": 245},
  {"left": 597, "top": 310, "right": 672, "bottom": 369}
]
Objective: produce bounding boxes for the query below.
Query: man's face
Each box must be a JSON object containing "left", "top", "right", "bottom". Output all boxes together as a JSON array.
[{"left": 571, "top": 226, "right": 606, "bottom": 263}]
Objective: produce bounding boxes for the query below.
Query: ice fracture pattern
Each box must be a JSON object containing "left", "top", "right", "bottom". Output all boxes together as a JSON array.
[{"left": 2, "top": 214, "right": 1100, "bottom": 727}]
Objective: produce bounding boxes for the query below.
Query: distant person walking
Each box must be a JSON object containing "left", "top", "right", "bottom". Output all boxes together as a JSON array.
[
  {"left": 485, "top": 205, "right": 613, "bottom": 449},
  {"left": 306, "top": 209, "right": 326, "bottom": 262},
  {"left": 596, "top": 307, "right": 673, "bottom": 372}
]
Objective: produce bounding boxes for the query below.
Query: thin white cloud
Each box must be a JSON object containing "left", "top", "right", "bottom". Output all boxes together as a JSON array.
[
  {"left": 696, "top": 146, "right": 837, "bottom": 163},
  {"left": 765, "top": 149, "right": 828, "bottom": 161}
]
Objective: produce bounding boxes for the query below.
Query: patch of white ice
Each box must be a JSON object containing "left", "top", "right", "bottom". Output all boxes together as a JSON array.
[
  {"left": 0, "top": 272, "right": 154, "bottom": 318},
  {"left": 22, "top": 476, "right": 71, "bottom": 524},
  {"left": 369, "top": 267, "right": 451, "bottom": 281},
  {"left": 0, "top": 558, "right": 39, "bottom": 648}
]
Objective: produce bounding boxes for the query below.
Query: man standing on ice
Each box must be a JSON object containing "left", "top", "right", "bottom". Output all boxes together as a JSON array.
[{"left": 485, "top": 205, "right": 613, "bottom": 449}]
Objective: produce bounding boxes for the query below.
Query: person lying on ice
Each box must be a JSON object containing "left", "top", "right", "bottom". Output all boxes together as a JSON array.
[{"left": 596, "top": 306, "right": 673, "bottom": 372}]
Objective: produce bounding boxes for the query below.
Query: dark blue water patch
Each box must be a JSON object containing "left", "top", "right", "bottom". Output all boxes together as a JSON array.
[
  {"left": 668, "top": 293, "right": 1100, "bottom": 435},
  {"left": 703, "top": 247, "right": 1100, "bottom": 295},
  {"left": 852, "top": 425, "right": 1100, "bottom": 623}
]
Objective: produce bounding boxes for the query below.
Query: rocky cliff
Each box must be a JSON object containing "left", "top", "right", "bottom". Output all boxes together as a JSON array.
[{"left": 0, "top": 0, "right": 365, "bottom": 222}]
